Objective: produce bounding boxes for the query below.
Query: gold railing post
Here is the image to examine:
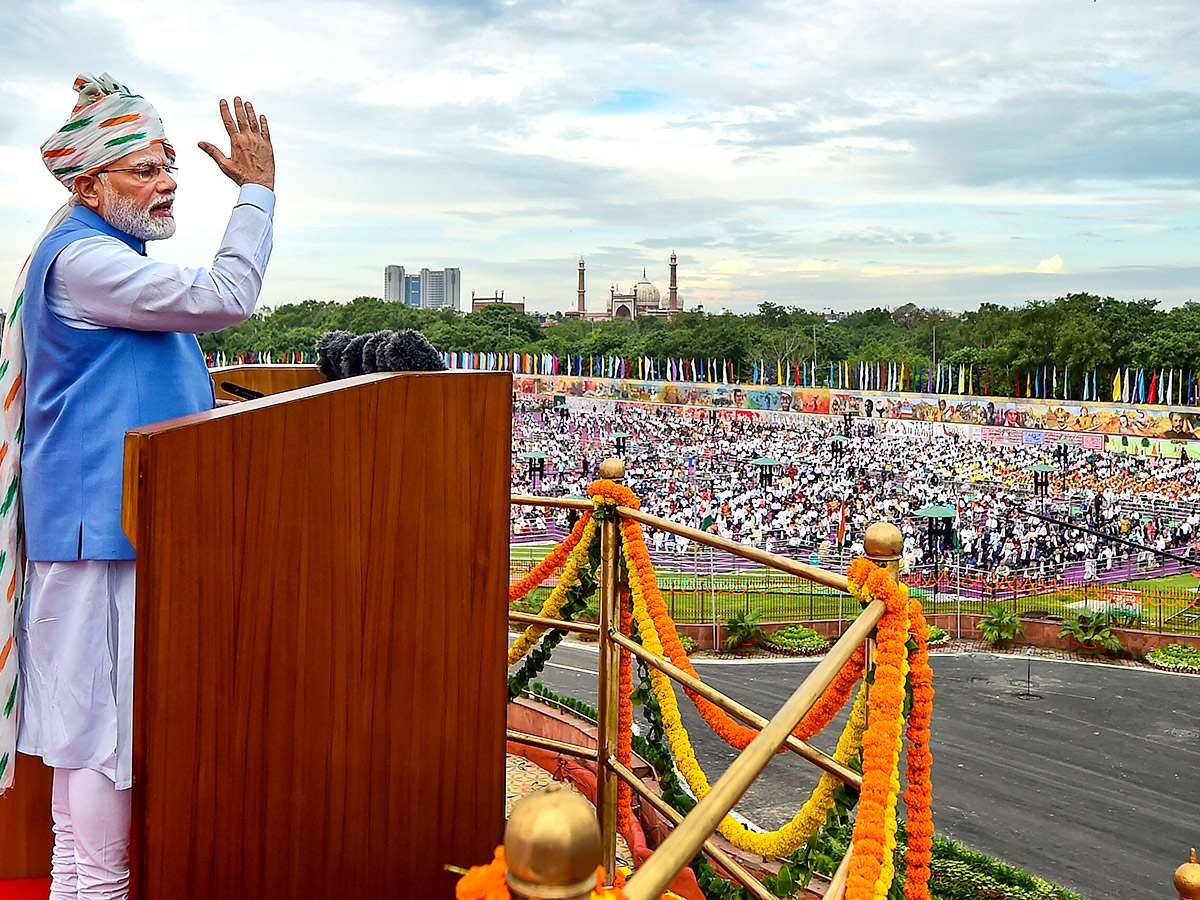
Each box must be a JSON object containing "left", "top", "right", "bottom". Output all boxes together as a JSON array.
[
  {"left": 864, "top": 521, "right": 903, "bottom": 584},
  {"left": 862, "top": 520, "right": 904, "bottom": 677},
  {"left": 595, "top": 457, "right": 625, "bottom": 884},
  {"left": 504, "top": 784, "right": 603, "bottom": 900},
  {"left": 1176, "top": 848, "right": 1200, "bottom": 900}
]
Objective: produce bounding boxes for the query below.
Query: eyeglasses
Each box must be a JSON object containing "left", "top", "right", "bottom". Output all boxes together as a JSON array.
[{"left": 98, "top": 163, "right": 178, "bottom": 183}]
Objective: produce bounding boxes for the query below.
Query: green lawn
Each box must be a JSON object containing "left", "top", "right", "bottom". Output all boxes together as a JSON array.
[
  {"left": 509, "top": 549, "right": 1200, "bottom": 633},
  {"left": 511, "top": 542, "right": 556, "bottom": 561}
]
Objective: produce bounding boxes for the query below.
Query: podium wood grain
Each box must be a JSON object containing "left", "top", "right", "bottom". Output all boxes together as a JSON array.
[
  {"left": 208, "top": 364, "right": 326, "bottom": 401},
  {"left": 0, "top": 755, "right": 53, "bottom": 878},
  {"left": 124, "top": 371, "right": 511, "bottom": 900}
]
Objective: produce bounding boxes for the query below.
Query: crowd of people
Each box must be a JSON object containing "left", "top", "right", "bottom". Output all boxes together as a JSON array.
[{"left": 511, "top": 396, "right": 1200, "bottom": 582}]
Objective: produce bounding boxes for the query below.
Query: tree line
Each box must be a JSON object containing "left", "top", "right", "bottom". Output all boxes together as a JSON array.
[{"left": 199, "top": 293, "right": 1200, "bottom": 397}]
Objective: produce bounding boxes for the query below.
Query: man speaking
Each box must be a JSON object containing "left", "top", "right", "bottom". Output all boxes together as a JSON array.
[{"left": 0, "top": 73, "right": 275, "bottom": 899}]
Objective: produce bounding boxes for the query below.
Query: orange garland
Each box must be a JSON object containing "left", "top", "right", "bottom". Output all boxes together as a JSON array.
[
  {"left": 902, "top": 593, "right": 934, "bottom": 900},
  {"left": 456, "top": 847, "right": 627, "bottom": 900},
  {"left": 587, "top": 479, "right": 641, "bottom": 510},
  {"left": 617, "top": 587, "right": 633, "bottom": 832},
  {"left": 509, "top": 511, "right": 592, "bottom": 604},
  {"left": 611, "top": 506, "right": 864, "bottom": 751},
  {"left": 844, "top": 558, "right": 930, "bottom": 900},
  {"left": 521, "top": 480, "right": 933, "bottom": 899}
]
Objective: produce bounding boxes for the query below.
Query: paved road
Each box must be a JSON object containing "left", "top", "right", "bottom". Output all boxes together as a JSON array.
[{"left": 525, "top": 643, "right": 1200, "bottom": 900}]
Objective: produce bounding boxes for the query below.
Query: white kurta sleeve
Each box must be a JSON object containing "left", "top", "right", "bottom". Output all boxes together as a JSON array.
[{"left": 47, "top": 184, "right": 275, "bottom": 333}]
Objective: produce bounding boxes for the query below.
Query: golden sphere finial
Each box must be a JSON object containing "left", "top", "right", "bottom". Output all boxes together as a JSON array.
[
  {"left": 1176, "top": 848, "right": 1200, "bottom": 900},
  {"left": 503, "top": 783, "right": 602, "bottom": 900},
  {"left": 863, "top": 521, "right": 903, "bottom": 562},
  {"left": 598, "top": 457, "right": 625, "bottom": 481}
]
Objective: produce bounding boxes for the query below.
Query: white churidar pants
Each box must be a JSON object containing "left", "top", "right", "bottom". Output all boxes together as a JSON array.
[
  {"left": 16, "top": 559, "right": 136, "bottom": 899},
  {"left": 50, "top": 766, "right": 131, "bottom": 900}
]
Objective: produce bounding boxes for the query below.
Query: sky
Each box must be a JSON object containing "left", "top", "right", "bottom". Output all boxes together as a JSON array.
[{"left": 1, "top": 0, "right": 1197, "bottom": 316}]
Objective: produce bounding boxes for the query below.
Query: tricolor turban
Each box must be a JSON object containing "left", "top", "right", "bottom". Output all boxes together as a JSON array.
[{"left": 40, "top": 72, "right": 173, "bottom": 189}]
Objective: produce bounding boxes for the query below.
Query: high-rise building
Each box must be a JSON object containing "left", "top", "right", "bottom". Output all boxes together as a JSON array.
[
  {"left": 384, "top": 265, "right": 405, "bottom": 304},
  {"left": 421, "top": 268, "right": 443, "bottom": 309},
  {"left": 444, "top": 267, "right": 461, "bottom": 311},
  {"left": 405, "top": 276, "right": 422, "bottom": 308},
  {"left": 420, "top": 267, "right": 462, "bottom": 310},
  {"left": 382, "top": 265, "right": 461, "bottom": 311}
]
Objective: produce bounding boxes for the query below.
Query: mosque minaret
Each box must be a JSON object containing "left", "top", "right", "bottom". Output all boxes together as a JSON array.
[{"left": 577, "top": 256, "right": 586, "bottom": 315}]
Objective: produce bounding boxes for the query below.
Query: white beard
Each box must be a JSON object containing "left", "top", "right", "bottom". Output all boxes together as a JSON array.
[{"left": 101, "top": 190, "right": 176, "bottom": 241}]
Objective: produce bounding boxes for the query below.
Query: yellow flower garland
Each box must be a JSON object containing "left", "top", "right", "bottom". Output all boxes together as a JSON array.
[
  {"left": 872, "top": 649, "right": 908, "bottom": 898},
  {"left": 845, "top": 559, "right": 916, "bottom": 900},
  {"left": 507, "top": 516, "right": 598, "bottom": 666},
  {"left": 501, "top": 482, "right": 932, "bottom": 900},
  {"left": 623, "top": 537, "right": 868, "bottom": 858}
]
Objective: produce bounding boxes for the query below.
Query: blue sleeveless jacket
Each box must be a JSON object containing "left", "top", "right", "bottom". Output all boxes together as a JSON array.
[{"left": 21, "top": 206, "right": 214, "bottom": 560}]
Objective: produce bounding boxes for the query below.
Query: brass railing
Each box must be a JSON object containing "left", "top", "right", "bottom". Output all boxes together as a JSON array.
[{"left": 506, "top": 459, "right": 903, "bottom": 900}]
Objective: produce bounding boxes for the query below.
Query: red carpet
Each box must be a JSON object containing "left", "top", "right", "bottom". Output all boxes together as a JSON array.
[{"left": 0, "top": 878, "right": 50, "bottom": 900}]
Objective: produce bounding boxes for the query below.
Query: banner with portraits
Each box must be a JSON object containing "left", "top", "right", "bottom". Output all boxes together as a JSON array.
[{"left": 510, "top": 375, "right": 1199, "bottom": 445}]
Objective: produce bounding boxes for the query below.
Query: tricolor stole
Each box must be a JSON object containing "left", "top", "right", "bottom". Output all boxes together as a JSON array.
[
  {"left": 0, "top": 202, "right": 72, "bottom": 792},
  {"left": 0, "top": 275, "right": 26, "bottom": 792}
]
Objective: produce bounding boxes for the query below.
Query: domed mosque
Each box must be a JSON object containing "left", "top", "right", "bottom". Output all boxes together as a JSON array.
[{"left": 566, "top": 254, "right": 681, "bottom": 320}]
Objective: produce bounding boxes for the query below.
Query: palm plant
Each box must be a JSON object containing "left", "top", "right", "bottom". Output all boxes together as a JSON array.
[
  {"left": 1058, "top": 611, "right": 1123, "bottom": 656},
  {"left": 977, "top": 605, "right": 1025, "bottom": 648},
  {"left": 723, "top": 609, "right": 767, "bottom": 650}
]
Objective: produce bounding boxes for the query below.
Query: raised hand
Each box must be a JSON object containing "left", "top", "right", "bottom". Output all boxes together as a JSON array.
[{"left": 198, "top": 97, "right": 275, "bottom": 190}]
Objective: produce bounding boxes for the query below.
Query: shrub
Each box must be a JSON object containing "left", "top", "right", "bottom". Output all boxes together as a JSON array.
[
  {"left": 1058, "top": 611, "right": 1123, "bottom": 656},
  {"left": 978, "top": 604, "right": 1025, "bottom": 648},
  {"left": 676, "top": 632, "right": 699, "bottom": 654},
  {"left": 1146, "top": 643, "right": 1200, "bottom": 673},
  {"left": 926, "top": 624, "right": 950, "bottom": 647},
  {"left": 764, "top": 624, "right": 830, "bottom": 656},
  {"left": 723, "top": 610, "right": 767, "bottom": 650},
  {"left": 793, "top": 817, "right": 1085, "bottom": 899}
]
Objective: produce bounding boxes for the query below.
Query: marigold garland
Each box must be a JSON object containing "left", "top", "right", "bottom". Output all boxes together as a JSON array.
[
  {"left": 509, "top": 511, "right": 593, "bottom": 605},
  {"left": 844, "top": 557, "right": 931, "bottom": 900},
  {"left": 503, "top": 481, "right": 933, "bottom": 899},
  {"left": 902, "top": 593, "right": 935, "bottom": 900},
  {"left": 507, "top": 516, "right": 597, "bottom": 666},
  {"left": 622, "top": 528, "right": 869, "bottom": 857},
  {"left": 456, "top": 846, "right": 628, "bottom": 900},
  {"left": 617, "top": 513, "right": 864, "bottom": 751},
  {"left": 617, "top": 586, "right": 633, "bottom": 833},
  {"left": 586, "top": 479, "right": 641, "bottom": 510}
]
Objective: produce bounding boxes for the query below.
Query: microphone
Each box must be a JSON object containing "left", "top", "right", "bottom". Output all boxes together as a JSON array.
[
  {"left": 220, "top": 381, "right": 265, "bottom": 400},
  {"left": 315, "top": 329, "right": 448, "bottom": 381}
]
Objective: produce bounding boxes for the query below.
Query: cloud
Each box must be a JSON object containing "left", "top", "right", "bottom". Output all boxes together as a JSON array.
[
  {"left": 0, "top": 0, "right": 1197, "bottom": 314},
  {"left": 1035, "top": 255, "right": 1065, "bottom": 274},
  {"left": 779, "top": 258, "right": 838, "bottom": 274}
]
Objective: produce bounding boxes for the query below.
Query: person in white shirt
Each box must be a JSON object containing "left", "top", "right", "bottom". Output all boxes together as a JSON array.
[{"left": 2, "top": 74, "right": 274, "bottom": 900}]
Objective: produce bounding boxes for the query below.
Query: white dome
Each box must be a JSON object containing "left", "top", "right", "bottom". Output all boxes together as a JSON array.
[{"left": 634, "top": 269, "right": 661, "bottom": 307}]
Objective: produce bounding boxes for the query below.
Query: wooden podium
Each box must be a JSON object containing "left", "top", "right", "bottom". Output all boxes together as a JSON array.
[{"left": 2, "top": 370, "right": 512, "bottom": 898}]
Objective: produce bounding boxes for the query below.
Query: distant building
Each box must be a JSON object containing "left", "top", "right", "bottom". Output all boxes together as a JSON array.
[
  {"left": 382, "top": 265, "right": 462, "bottom": 311},
  {"left": 567, "top": 253, "right": 681, "bottom": 320},
  {"left": 471, "top": 290, "right": 525, "bottom": 314},
  {"left": 384, "top": 265, "right": 404, "bottom": 304}
]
